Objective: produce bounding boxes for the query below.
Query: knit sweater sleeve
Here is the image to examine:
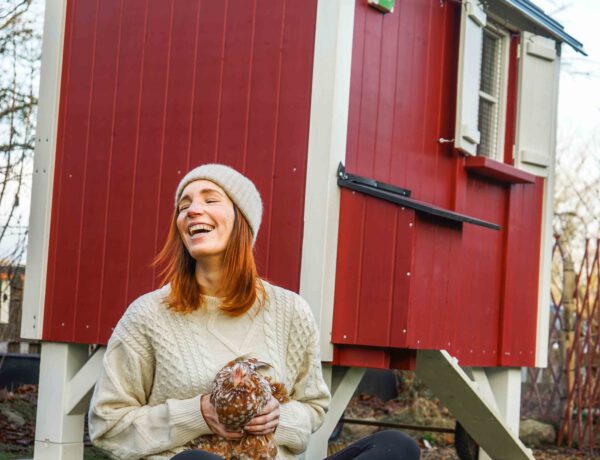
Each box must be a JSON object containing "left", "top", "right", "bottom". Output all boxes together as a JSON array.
[
  {"left": 88, "top": 302, "right": 212, "bottom": 459},
  {"left": 274, "top": 296, "right": 331, "bottom": 455}
]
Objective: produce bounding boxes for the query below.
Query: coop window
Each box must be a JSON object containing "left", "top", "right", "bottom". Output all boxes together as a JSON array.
[
  {"left": 0, "top": 279, "right": 10, "bottom": 324},
  {"left": 477, "top": 24, "right": 509, "bottom": 160}
]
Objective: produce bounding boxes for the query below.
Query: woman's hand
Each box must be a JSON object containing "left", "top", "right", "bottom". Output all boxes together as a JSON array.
[
  {"left": 243, "top": 396, "right": 280, "bottom": 435},
  {"left": 200, "top": 394, "right": 244, "bottom": 440}
]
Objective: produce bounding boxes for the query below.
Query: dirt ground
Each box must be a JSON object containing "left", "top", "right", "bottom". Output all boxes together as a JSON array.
[
  {"left": 328, "top": 371, "right": 598, "bottom": 460},
  {"left": 1, "top": 381, "right": 598, "bottom": 459},
  {"left": 419, "top": 446, "right": 595, "bottom": 460}
]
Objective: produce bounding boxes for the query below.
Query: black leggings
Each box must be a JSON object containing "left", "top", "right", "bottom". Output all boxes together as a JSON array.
[{"left": 171, "top": 430, "right": 420, "bottom": 460}]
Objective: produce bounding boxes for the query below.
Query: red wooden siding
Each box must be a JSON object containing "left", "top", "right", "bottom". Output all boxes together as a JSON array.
[
  {"left": 499, "top": 178, "right": 544, "bottom": 365},
  {"left": 504, "top": 35, "right": 520, "bottom": 165},
  {"left": 345, "top": 0, "right": 457, "bottom": 209},
  {"left": 332, "top": 0, "right": 544, "bottom": 368},
  {"left": 44, "top": 0, "right": 317, "bottom": 344}
]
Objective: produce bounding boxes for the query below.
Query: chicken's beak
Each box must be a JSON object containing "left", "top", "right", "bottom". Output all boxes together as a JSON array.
[{"left": 232, "top": 366, "right": 245, "bottom": 387}]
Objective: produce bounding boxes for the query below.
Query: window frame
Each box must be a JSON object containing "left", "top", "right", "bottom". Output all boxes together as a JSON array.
[{"left": 477, "top": 20, "right": 511, "bottom": 162}]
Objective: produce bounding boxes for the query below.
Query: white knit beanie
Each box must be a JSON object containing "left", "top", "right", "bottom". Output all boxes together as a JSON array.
[{"left": 175, "top": 164, "right": 262, "bottom": 243}]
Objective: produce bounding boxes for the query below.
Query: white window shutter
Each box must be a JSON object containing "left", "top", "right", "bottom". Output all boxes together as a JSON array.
[
  {"left": 515, "top": 32, "right": 560, "bottom": 176},
  {"left": 454, "top": 0, "right": 486, "bottom": 156}
]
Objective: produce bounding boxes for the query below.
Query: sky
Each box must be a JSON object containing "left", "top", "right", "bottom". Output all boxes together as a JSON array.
[{"left": 535, "top": 0, "right": 600, "bottom": 137}]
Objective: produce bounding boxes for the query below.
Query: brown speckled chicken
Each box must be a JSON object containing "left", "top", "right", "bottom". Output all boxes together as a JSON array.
[{"left": 194, "top": 358, "right": 289, "bottom": 460}]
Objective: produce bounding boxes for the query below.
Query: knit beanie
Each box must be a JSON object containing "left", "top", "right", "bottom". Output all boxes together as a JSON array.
[{"left": 175, "top": 164, "right": 262, "bottom": 243}]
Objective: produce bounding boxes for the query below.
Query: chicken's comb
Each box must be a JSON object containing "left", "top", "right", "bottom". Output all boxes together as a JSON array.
[{"left": 232, "top": 356, "right": 273, "bottom": 370}]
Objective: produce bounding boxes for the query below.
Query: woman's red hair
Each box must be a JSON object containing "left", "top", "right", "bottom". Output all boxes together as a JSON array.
[{"left": 154, "top": 205, "right": 265, "bottom": 315}]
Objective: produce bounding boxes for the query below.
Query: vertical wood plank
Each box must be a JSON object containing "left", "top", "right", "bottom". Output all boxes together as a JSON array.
[
  {"left": 245, "top": 0, "right": 286, "bottom": 273},
  {"left": 332, "top": 191, "right": 366, "bottom": 345},
  {"left": 97, "top": 0, "right": 148, "bottom": 343},
  {"left": 189, "top": 0, "right": 228, "bottom": 167},
  {"left": 216, "top": 1, "right": 255, "bottom": 170},
  {"left": 72, "top": 0, "right": 122, "bottom": 342},
  {"left": 266, "top": 0, "right": 317, "bottom": 290},
  {"left": 389, "top": 208, "right": 415, "bottom": 348},
  {"left": 44, "top": 0, "right": 81, "bottom": 340},
  {"left": 504, "top": 35, "right": 520, "bottom": 165},
  {"left": 373, "top": 12, "right": 399, "bottom": 182},
  {"left": 356, "top": 198, "right": 397, "bottom": 346},
  {"left": 126, "top": 0, "right": 173, "bottom": 305},
  {"left": 154, "top": 0, "right": 202, "bottom": 269},
  {"left": 345, "top": 2, "right": 366, "bottom": 172}
]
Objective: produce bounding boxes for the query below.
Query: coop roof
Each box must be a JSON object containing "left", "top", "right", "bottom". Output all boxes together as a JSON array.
[{"left": 495, "top": 0, "right": 585, "bottom": 55}]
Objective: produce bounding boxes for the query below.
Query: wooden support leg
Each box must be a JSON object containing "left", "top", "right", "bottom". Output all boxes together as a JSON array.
[
  {"left": 416, "top": 350, "right": 533, "bottom": 460},
  {"left": 34, "top": 342, "right": 105, "bottom": 460},
  {"left": 305, "top": 365, "right": 366, "bottom": 459},
  {"left": 476, "top": 368, "right": 522, "bottom": 460}
]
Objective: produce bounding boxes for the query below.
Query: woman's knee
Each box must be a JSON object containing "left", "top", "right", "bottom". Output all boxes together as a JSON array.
[
  {"left": 171, "top": 449, "right": 223, "bottom": 460},
  {"left": 366, "top": 430, "right": 420, "bottom": 459}
]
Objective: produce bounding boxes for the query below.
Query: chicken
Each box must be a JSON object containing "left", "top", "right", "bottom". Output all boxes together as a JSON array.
[{"left": 192, "top": 358, "right": 289, "bottom": 460}]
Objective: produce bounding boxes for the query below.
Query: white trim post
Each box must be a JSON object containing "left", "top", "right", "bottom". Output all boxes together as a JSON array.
[
  {"left": 306, "top": 366, "right": 365, "bottom": 459},
  {"left": 299, "top": 0, "right": 355, "bottom": 362},
  {"left": 21, "top": 0, "right": 68, "bottom": 340},
  {"left": 34, "top": 343, "right": 88, "bottom": 460},
  {"left": 470, "top": 367, "right": 523, "bottom": 460},
  {"left": 301, "top": 0, "right": 356, "bottom": 456},
  {"left": 34, "top": 344, "right": 105, "bottom": 460},
  {"left": 535, "top": 174, "right": 555, "bottom": 367}
]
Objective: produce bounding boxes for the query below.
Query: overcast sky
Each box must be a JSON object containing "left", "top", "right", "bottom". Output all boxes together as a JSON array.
[{"left": 536, "top": 0, "right": 600, "bottom": 139}]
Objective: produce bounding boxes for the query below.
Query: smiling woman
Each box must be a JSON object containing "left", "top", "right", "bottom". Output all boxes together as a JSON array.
[{"left": 86, "top": 164, "right": 331, "bottom": 460}]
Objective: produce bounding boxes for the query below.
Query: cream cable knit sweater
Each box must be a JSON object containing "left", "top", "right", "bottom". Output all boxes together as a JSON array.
[{"left": 88, "top": 281, "right": 331, "bottom": 460}]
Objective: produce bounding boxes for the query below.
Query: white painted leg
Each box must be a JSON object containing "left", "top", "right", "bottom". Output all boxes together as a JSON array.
[
  {"left": 479, "top": 450, "right": 493, "bottom": 460},
  {"left": 476, "top": 368, "right": 522, "bottom": 460},
  {"left": 305, "top": 365, "right": 366, "bottom": 459},
  {"left": 485, "top": 367, "right": 522, "bottom": 435},
  {"left": 467, "top": 368, "right": 498, "bottom": 460},
  {"left": 34, "top": 342, "right": 104, "bottom": 460}
]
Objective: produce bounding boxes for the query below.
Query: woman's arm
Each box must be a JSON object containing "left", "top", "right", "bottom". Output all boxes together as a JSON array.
[
  {"left": 273, "top": 298, "right": 331, "bottom": 454},
  {"left": 88, "top": 330, "right": 212, "bottom": 459}
]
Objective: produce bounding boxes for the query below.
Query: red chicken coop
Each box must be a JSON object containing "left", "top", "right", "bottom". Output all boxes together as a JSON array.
[{"left": 22, "top": 0, "right": 583, "bottom": 459}]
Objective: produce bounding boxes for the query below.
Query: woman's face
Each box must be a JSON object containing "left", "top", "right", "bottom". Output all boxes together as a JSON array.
[{"left": 176, "top": 179, "right": 235, "bottom": 261}]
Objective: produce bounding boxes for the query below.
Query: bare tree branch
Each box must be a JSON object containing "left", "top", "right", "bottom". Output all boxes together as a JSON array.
[{"left": 0, "top": 0, "right": 40, "bottom": 269}]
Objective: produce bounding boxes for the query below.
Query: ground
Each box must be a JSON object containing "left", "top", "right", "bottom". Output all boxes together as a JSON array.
[
  {"left": 0, "top": 378, "right": 596, "bottom": 459},
  {"left": 0, "top": 385, "right": 109, "bottom": 460},
  {"left": 328, "top": 372, "right": 597, "bottom": 460}
]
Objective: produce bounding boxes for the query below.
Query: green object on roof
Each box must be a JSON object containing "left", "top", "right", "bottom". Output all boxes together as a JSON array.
[{"left": 368, "top": 0, "right": 395, "bottom": 14}]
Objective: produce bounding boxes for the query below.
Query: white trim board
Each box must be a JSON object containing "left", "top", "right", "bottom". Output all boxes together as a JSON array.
[
  {"left": 299, "top": 0, "right": 355, "bottom": 361},
  {"left": 21, "top": 0, "right": 68, "bottom": 339}
]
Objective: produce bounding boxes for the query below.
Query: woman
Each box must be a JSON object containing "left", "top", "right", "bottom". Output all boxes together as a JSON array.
[{"left": 89, "top": 164, "right": 420, "bottom": 460}]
